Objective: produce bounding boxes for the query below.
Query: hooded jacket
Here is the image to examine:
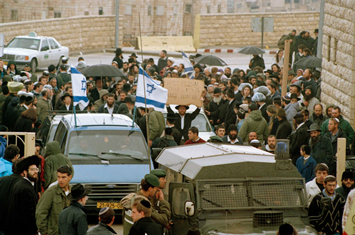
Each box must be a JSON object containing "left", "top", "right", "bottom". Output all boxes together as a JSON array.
[
  {"left": 43, "top": 141, "right": 74, "bottom": 189},
  {"left": 320, "top": 116, "right": 354, "bottom": 144},
  {"left": 94, "top": 89, "right": 109, "bottom": 110},
  {"left": 4, "top": 96, "right": 20, "bottom": 131},
  {"left": 284, "top": 102, "right": 299, "bottom": 127},
  {"left": 238, "top": 110, "right": 269, "bottom": 143}
]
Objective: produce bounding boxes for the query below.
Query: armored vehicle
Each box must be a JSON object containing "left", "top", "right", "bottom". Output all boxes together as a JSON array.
[{"left": 156, "top": 143, "right": 316, "bottom": 235}]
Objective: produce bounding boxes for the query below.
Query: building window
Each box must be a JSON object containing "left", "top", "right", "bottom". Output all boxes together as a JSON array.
[
  {"left": 227, "top": 0, "right": 234, "bottom": 13},
  {"left": 125, "top": 5, "right": 132, "bottom": 15},
  {"left": 11, "top": 9, "right": 18, "bottom": 21},
  {"left": 84, "top": 11, "right": 89, "bottom": 16},
  {"left": 99, "top": 7, "right": 103, "bottom": 15},
  {"left": 185, "top": 4, "right": 192, "bottom": 13},
  {"left": 156, "top": 5, "right": 164, "bottom": 16},
  {"left": 327, "top": 36, "right": 331, "bottom": 62},
  {"left": 54, "top": 11, "right": 61, "bottom": 18},
  {"left": 218, "top": 4, "right": 221, "bottom": 13},
  {"left": 207, "top": 5, "right": 211, "bottom": 13},
  {"left": 148, "top": 5, "right": 152, "bottom": 16},
  {"left": 333, "top": 38, "right": 338, "bottom": 65}
]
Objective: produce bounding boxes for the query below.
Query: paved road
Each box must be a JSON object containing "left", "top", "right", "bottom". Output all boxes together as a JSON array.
[{"left": 35, "top": 50, "right": 277, "bottom": 76}]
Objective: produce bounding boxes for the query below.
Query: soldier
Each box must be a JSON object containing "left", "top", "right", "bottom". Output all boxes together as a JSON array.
[{"left": 121, "top": 174, "right": 171, "bottom": 235}]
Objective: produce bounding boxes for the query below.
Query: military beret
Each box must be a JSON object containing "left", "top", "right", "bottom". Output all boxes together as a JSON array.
[
  {"left": 150, "top": 169, "right": 166, "bottom": 178},
  {"left": 209, "top": 136, "right": 223, "bottom": 143},
  {"left": 144, "top": 174, "right": 160, "bottom": 187}
]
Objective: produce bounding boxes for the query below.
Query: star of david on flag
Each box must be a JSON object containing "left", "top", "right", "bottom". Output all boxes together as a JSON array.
[
  {"left": 71, "top": 67, "right": 89, "bottom": 111},
  {"left": 135, "top": 68, "right": 168, "bottom": 111}
]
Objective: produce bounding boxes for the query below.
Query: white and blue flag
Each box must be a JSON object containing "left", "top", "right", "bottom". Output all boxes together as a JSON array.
[
  {"left": 182, "top": 51, "right": 195, "bottom": 79},
  {"left": 135, "top": 68, "right": 168, "bottom": 112},
  {"left": 71, "top": 67, "right": 89, "bottom": 111}
]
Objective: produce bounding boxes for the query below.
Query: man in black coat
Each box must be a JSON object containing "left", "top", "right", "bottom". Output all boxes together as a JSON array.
[
  {"left": 113, "top": 48, "right": 124, "bottom": 69},
  {"left": 157, "top": 50, "right": 168, "bottom": 73},
  {"left": 0, "top": 159, "right": 22, "bottom": 234},
  {"left": 224, "top": 89, "right": 240, "bottom": 129},
  {"left": 206, "top": 88, "right": 223, "bottom": 125},
  {"left": 129, "top": 199, "right": 162, "bottom": 235},
  {"left": 249, "top": 55, "right": 265, "bottom": 70},
  {"left": 167, "top": 105, "right": 200, "bottom": 142},
  {"left": 58, "top": 183, "right": 91, "bottom": 235},
  {"left": 5, "top": 155, "right": 40, "bottom": 235},
  {"left": 166, "top": 113, "right": 182, "bottom": 145},
  {"left": 288, "top": 113, "right": 310, "bottom": 165},
  {"left": 97, "top": 93, "right": 120, "bottom": 114},
  {"left": 275, "top": 108, "right": 293, "bottom": 139}
]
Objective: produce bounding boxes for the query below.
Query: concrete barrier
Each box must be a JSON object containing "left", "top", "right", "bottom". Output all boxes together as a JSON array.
[{"left": 137, "top": 36, "right": 195, "bottom": 52}]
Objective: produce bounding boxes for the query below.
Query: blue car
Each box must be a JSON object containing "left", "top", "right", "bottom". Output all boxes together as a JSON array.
[{"left": 53, "top": 113, "right": 151, "bottom": 214}]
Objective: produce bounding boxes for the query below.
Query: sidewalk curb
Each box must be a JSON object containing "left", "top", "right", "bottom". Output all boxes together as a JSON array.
[{"left": 196, "top": 48, "right": 277, "bottom": 54}]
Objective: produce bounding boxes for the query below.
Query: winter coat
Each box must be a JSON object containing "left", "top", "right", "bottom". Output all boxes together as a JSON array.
[
  {"left": 56, "top": 72, "right": 71, "bottom": 90},
  {"left": 309, "top": 113, "right": 326, "bottom": 128},
  {"left": 4, "top": 96, "right": 20, "bottom": 130},
  {"left": 0, "top": 173, "right": 22, "bottom": 233},
  {"left": 289, "top": 123, "right": 309, "bottom": 164},
  {"left": 0, "top": 157, "right": 12, "bottom": 177},
  {"left": 36, "top": 183, "right": 72, "bottom": 235},
  {"left": 284, "top": 102, "right": 299, "bottom": 127},
  {"left": 0, "top": 136, "right": 7, "bottom": 160},
  {"left": 0, "top": 94, "right": 7, "bottom": 125},
  {"left": 292, "top": 52, "right": 305, "bottom": 72},
  {"left": 308, "top": 191, "right": 344, "bottom": 234},
  {"left": 86, "top": 222, "right": 117, "bottom": 235},
  {"left": 209, "top": 99, "right": 228, "bottom": 126},
  {"left": 157, "top": 58, "right": 168, "bottom": 73},
  {"left": 296, "top": 156, "right": 317, "bottom": 183},
  {"left": 335, "top": 186, "right": 351, "bottom": 200},
  {"left": 303, "top": 36, "right": 315, "bottom": 51},
  {"left": 293, "top": 35, "right": 306, "bottom": 52},
  {"left": 224, "top": 98, "right": 240, "bottom": 129},
  {"left": 285, "top": 33, "right": 296, "bottom": 51},
  {"left": 6, "top": 178, "right": 38, "bottom": 235},
  {"left": 323, "top": 127, "right": 348, "bottom": 157},
  {"left": 310, "top": 135, "right": 333, "bottom": 169},
  {"left": 275, "top": 118, "right": 292, "bottom": 139},
  {"left": 305, "top": 178, "right": 321, "bottom": 206},
  {"left": 321, "top": 116, "right": 354, "bottom": 144},
  {"left": 300, "top": 97, "right": 319, "bottom": 116},
  {"left": 222, "top": 135, "right": 243, "bottom": 145},
  {"left": 44, "top": 141, "right": 74, "bottom": 189},
  {"left": 249, "top": 56, "right": 265, "bottom": 70},
  {"left": 148, "top": 110, "right": 165, "bottom": 141},
  {"left": 97, "top": 103, "right": 120, "bottom": 114},
  {"left": 37, "top": 96, "right": 52, "bottom": 122},
  {"left": 128, "top": 217, "right": 162, "bottom": 235},
  {"left": 238, "top": 110, "right": 269, "bottom": 143},
  {"left": 167, "top": 106, "right": 200, "bottom": 141},
  {"left": 58, "top": 201, "right": 88, "bottom": 235},
  {"left": 113, "top": 56, "right": 123, "bottom": 69},
  {"left": 313, "top": 37, "right": 318, "bottom": 56}
]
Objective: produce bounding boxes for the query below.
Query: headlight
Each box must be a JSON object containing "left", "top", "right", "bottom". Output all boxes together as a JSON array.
[{"left": 15, "top": 55, "right": 29, "bottom": 61}]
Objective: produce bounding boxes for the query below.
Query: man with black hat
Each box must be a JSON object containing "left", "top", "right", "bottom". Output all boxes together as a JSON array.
[
  {"left": 222, "top": 124, "right": 243, "bottom": 145},
  {"left": 59, "top": 93, "right": 73, "bottom": 111},
  {"left": 224, "top": 89, "right": 240, "bottom": 130},
  {"left": 113, "top": 48, "right": 124, "bottom": 69},
  {"left": 275, "top": 108, "right": 293, "bottom": 139},
  {"left": 2, "top": 81, "right": 24, "bottom": 126},
  {"left": 58, "top": 183, "right": 90, "bottom": 235},
  {"left": 87, "top": 207, "right": 117, "bottom": 235},
  {"left": 36, "top": 165, "right": 73, "bottom": 235},
  {"left": 129, "top": 199, "right": 162, "bottom": 235},
  {"left": 130, "top": 53, "right": 140, "bottom": 65},
  {"left": 206, "top": 87, "right": 225, "bottom": 125},
  {"left": 6, "top": 155, "right": 40, "bottom": 235},
  {"left": 167, "top": 104, "right": 201, "bottom": 142},
  {"left": 166, "top": 113, "right": 182, "bottom": 145},
  {"left": 335, "top": 170, "right": 355, "bottom": 200},
  {"left": 308, "top": 123, "right": 334, "bottom": 173},
  {"left": 289, "top": 112, "right": 310, "bottom": 164},
  {"left": 57, "top": 64, "right": 71, "bottom": 91}
]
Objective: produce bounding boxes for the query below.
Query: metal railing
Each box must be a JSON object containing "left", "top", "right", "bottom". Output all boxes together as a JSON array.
[{"left": 0, "top": 132, "right": 36, "bottom": 157}]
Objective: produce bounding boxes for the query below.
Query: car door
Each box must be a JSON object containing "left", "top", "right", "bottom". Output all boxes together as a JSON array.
[
  {"left": 48, "top": 38, "right": 61, "bottom": 66},
  {"left": 39, "top": 38, "right": 52, "bottom": 68},
  {"left": 169, "top": 182, "right": 198, "bottom": 235}
]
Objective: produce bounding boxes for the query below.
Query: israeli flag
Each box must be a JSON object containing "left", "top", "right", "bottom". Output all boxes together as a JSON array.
[
  {"left": 182, "top": 51, "right": 195, "bottom": 79},
  {"left": 135, "top": 68, "right": 168, "bottom": 112},
  {"left": 71, "top": 67, "right": 89, "bottom": 111}
]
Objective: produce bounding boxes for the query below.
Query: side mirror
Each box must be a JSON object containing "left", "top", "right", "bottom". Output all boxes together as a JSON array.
[{"left": 184, "top": 201, "right": 195, "bottom": 216}]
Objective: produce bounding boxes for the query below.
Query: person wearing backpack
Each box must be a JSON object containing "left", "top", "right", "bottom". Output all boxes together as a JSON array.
[{"left": 150, "top": 128, "right": 178, "bottom": 168}]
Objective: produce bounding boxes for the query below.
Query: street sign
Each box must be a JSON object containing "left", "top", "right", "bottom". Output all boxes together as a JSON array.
[
  {"left": 0, "top": 33, "right": 4, "bottom": 57},
  {"left": 251, "top": 17, "right": 274, "bottom": 32}
]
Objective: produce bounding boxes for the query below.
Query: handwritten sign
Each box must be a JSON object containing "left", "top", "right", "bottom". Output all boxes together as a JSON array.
[{"left": 164, "top": 78, "right": 204, "bottom": 107}]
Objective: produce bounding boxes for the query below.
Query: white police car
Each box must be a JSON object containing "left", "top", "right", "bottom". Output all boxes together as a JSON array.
[{"left": 1, "top": 32, "right": 69, "bottom": 72}]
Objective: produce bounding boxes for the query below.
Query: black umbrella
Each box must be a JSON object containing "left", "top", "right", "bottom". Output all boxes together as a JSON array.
[
  {"left": 194, "top": 55, "right": 228, "bottom": 66},
  {"left": 80, "top": 64, "right": 125, "bottom": 77},
  {"left": 237, "top": 46, "right": 265, "bottom": 55},
  {"left": 293, "top": 56, "right": 322, "bottom": 68}
]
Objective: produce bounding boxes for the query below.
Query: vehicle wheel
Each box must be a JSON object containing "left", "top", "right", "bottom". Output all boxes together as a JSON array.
[{"left": 31, "top": 59, "right": 37, "bottom": 73}]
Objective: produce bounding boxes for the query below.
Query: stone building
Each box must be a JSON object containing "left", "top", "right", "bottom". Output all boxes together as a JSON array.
[{"left": 321, "top": 0, "right": 355, "bottom": 126}]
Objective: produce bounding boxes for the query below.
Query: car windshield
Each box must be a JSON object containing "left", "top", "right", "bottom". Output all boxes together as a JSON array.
[
  {"left": 7, "top": 38, "right": 40, "bottom": 50},
  {"left": 67, "top": 130, "right": 149, "bottom": 164},
  {"left": 163, "top": 113, "right": 212, "bottom": 132}
]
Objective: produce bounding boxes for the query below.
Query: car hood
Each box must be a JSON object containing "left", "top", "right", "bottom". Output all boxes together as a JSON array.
[{"left": 4, "top": 47, "right": 38, "bottom": 55}]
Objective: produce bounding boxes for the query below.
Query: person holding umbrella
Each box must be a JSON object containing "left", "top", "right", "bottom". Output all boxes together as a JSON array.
[{"left": 249, "top": 54, "right": 265, "bottom": 70}]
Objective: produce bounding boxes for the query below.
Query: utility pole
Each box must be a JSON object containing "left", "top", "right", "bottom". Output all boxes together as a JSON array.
[
  {"left": 317, "top": 0, "right": 325, "bottom": 59},
  {"left": 115, "top": 0, "right": 119, "bottom": 48}
]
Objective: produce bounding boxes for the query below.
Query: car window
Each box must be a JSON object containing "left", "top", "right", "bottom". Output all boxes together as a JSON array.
[
  {"left": 7, "top": 38, "right": 40, "bottom": 50},
  {"left": 53, "top": 122, "right": 66, "bottom": 143},
  {"left": 191, "top": 114, "right": 212, "bottom": 132},
  {"left": 41, "top": 39, "right": 49, "bottom": 51},
  {"left": 48, "top": 39, "right": 59, "bottom": 49}
]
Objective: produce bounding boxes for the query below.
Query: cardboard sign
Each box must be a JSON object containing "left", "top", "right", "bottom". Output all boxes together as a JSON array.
[{"left": 164, "top": 78, "right": 204, "bottom": 107}]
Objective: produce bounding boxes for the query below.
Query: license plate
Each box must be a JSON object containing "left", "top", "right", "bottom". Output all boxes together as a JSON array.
[
  {"left": 3, "top": 61, "right": 7, "bottom": 65},
  {"left": 97, "top": 202, "right": 123, "bottom": 209}
]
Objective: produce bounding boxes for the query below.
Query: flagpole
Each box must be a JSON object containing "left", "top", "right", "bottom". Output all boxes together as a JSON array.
[{"left": 73, "top": 104, "right": 77, "bottom": 127}]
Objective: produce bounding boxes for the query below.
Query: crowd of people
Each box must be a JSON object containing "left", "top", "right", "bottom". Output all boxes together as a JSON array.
[{"left": 0, "top": 27, "right": 353, "bottom": 235}]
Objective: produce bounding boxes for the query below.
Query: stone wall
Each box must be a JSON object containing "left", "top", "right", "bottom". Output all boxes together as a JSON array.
[
  {"left": 321, "top": 0, "right": 355, "bottom": 125},
  {"left": 0, "top": 15, "right": 122, "bottom": 51},
  {"left": 194, "top": 12, "right": 320, "bottom": 48}
]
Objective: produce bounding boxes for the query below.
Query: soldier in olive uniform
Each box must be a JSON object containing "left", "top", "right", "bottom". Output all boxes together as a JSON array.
[
  {"left": 121, "top": 174, "right": 171, "bottom": 235},
  {"left": 57, "top": 65, "right": 71, "bottom": 90}
]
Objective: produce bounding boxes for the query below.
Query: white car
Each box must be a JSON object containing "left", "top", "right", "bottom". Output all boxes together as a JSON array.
[{"left": 1, "top": 32, "right": 69, "bottom": 72}]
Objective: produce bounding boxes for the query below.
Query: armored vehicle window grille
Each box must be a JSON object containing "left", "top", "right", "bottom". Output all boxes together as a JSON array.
[{"left": 196, "top": 178, "right": 306, "bottom": 210}]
